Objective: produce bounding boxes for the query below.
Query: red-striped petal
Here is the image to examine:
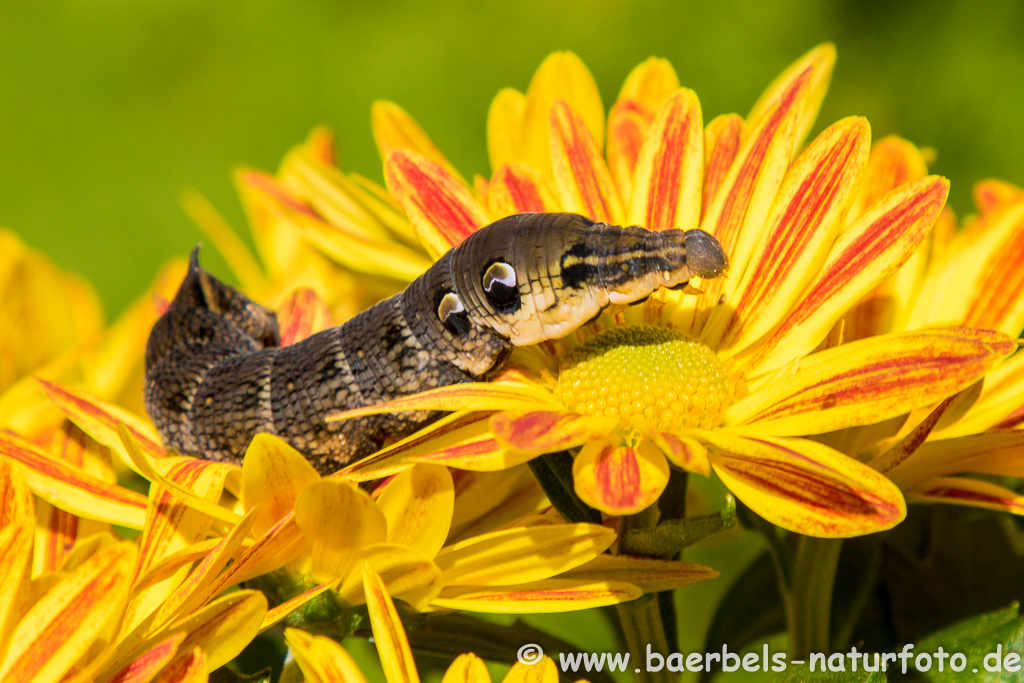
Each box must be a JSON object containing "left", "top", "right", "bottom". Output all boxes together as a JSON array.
[
  {"left": 550, "top": 100, "right": 624, "bottom": 224},
  {"left": 627, "top": 89, "right": 704, "bottom": 231},
  {"left": 385, "top": 149, "right": 490, "bottom": 258},
  {"left": 487, "top": 163, "right": 559, "bottom": 216}
]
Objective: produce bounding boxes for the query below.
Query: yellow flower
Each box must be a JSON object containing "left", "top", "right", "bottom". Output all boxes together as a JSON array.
[
  {"left": 816, "top": 148, "right": 1024, "bottom": 516},
  {"left": 299, "top": 46, "right": 1014, "bottom": 539},
  {"left": 284, "top": 565, "right": 587, "bottom": 683}
]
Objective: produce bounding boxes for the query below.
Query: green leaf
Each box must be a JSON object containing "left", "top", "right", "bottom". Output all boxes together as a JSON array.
[{"left": 915, "top": 603, "right": 1024, "bottom": 682}]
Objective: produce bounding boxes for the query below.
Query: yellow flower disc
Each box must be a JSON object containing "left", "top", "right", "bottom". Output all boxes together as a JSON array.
[{"left": 556, "top": 326, "right": 734, "bottom": 433}]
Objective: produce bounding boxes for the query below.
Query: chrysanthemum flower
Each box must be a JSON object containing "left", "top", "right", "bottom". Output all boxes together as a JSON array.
[{"left": 285, "top": 45, "right": 1014, "bottom": 538}]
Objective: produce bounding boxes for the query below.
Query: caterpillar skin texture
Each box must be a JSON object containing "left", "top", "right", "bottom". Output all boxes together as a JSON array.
[{"left": 144, "top": 212, "right": 727, "bottom": 474}]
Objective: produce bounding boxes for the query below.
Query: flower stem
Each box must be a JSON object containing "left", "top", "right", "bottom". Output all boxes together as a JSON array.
[
  {"left": 616, "top": 506, "right": 673, "bottom": 683},
  {"left": 787, "top": 536, "right": 843, "bottom": 658}
]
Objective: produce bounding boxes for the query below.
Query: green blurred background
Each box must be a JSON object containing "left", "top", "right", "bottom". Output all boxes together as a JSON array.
[{"left": 3, "top": 0, "right": 1023, "bottom": 316}]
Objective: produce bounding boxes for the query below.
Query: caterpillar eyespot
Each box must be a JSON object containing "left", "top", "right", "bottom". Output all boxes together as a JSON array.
[
  {"left": 482, "top": 261, "right": 520, "bottom": 312},
  {"left": 144, "top": 212, "right": 727, "bottom": 473}
]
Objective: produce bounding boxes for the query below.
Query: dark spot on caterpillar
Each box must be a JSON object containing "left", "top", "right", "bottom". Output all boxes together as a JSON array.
[
  {"left": 560, "top": 241, "right": 599, "bottom": 290},
  {"left": 436, "top": 291, "right": 471, "bottom": 336},
  {"left": 481, "top": 260, "right": 521, "bottom": 314}
]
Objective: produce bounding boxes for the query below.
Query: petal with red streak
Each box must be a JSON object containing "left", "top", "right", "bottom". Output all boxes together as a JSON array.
[
  {"left": 885, "top": 431, "right": 1024, "bottom": 491},
  {"left": 684, "top": 71, "right": 810, "bottom": 336},
  {"left": 520, "top": 52, "right": 605, "bottom": 175},
  {"left": 703, "top": 117, "right": 871, "bottom": 354},
  {"left": 285, "top": 628, "right": 370, "bottom": 683},
  {"left": 701, "top": 114, "right": 746, "bottom": 222},
  {"left": 107, "top": 632, "right": 187, "bottom": 683},
  {"left": 627, "top": 89, "right": 703, "bottom": 231},
  {"left": 906, "top": 197, "right": 1024, "bottom": 333},
  {"left": 0, "top": 542, "right": 137, "bottom": 683},
  {"left": 559, "top": 554, "right": 719, "bottom": 592},
  {"left": 741, "top": 176, "right": 949, "bottom": 375},
  {"left": 0, "top": 430, "right": 147, "bottom": 529},
  {"left": 277, "top": 288, "right": 333, "bottom": 346},
  {"left": 726, "top": 328, "right": 1015, "bottom": 437},
  {"left": 432, "top": 579, "right": 642, "bottom": 613},
  {"left": 488, "top": 163, "right": 560, "bottom": 216},
  {"left": 973, "top": 178, "right": 1023, "bottom": 215},
  {"left": 550, "top": 100, "right": 624, "bottom": 224},
  {"left": 385, "top": 149, "right": 491, "bottom": 258},
  {"left": 907, "top": 476, "right": 1024, "bottom": 516},
  {"left": 372, "top": 101, "right": 465, "bottom": 184},
  {"left": 572, "top": 438, "right": 669, "bottom": 516},
  {"left": 363, "top": 564, "right": 421, "bottom": 683},
  {"left": 934, "top": 350, "right": 1024, "bottom": 438},
  {"left": 701, "top": 432, "right": 905, "bottom": 537},
  {"left": 747, "top": 43, "right": 836, "bottom": 152},
  {"left": 328, "top": 382, "right": 561, "bottom": 422},
  {"left": 491, "top": 410, "right": 616, "bottom": 453},
  {"left": 845, "top": 136, "right": 929, "bottom": 225},
  {"left": 606, "top": 57, "right": 680, "bottom": 203}
]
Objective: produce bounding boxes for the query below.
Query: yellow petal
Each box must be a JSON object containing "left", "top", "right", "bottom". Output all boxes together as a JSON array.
[
  {"left": 487, "top": 88, "right": 527, "bottom": 173},
  {"left": 163, "top": 590, "right": 266, "bottom": 673},
  {"left": 241, "top": 433, "right": 321, "bottom": 538},
  {"left": 501, "top": 659, "right": 559, "bottom": 683},
  {"left": 559, "top": 554, "right": 719, "bottom": 592},
  {"left": 121, "top": 457, "right": 235, "bottom": 640},
  {"left": 572, "top": 438, "right": 669, "bottom": 516},
  {"left": 0, "top": 541, "right": 136, "bottom": 683},
  {"left": 285, "top": 628, "right": 370, "bottom": 683},
  {"left": 520, "top": 52, "right": 604, "bottom": 175},
  {"left": 746, "top": 43, "right": 836, "bottom": 152},
  {"left": 372, "top": 101, "right": 466, "bottom": 185},
  {"left": 294, "top": 480, "right": 387, "bottom": 582},
  {"left": 845, "top": 136, "right": 929, "bottom": 225},
  {"left": 549, "top": 100, "right": 624, "bottom": 224},
  {"left": 701, "top": 432, "right": 905, "bottom": 536},
  {"left": 703, "top": 117, "right": 871, "bottom": 353},
  {"left": 973, "top": 178, "right": 1023, "bottom": 215},
  {"left": 385, "top": 149, "right": 490, "bottom": 258},
  {"left": 627, "top": 89, "right": 703, "bottom": 231},
  {"left": 740, "top": 176, "right": 949, "bottom": 375},
  {"left": 442, "top": 653, "right": 492, "bottom": 683},
  {"left": 648, "top": 431, "right": 711, "bottom": 476},
  {"left": 377, "top": 463, "right": 453, "bottom": 559},
  {"left": 433, "top": 579, "right": 641, "bottom": 613},
  {"left": 328, "top": 382, "right": 562, "bottom": 422},
  {"left": 727, "top": 328, "right": 1015, "bottom": 436},
  {"left": 363, "top": 564, "right": 421, "bottom": 683},
  {"left": 434, "top": 523, "right": 615, "bottom": 586},
  {"left": 337, "top": 544, "right": 442, "bottom": 610},
  {"left": 0, "top": 431, "right": 147, "bottom": 529}
]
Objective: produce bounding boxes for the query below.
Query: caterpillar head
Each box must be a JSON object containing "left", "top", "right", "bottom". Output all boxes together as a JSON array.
[{"left": 446, "top": 212, "right": 727, "bottom": 348}]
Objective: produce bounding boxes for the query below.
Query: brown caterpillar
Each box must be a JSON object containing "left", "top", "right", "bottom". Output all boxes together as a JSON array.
[{"left": 144, "top": 212, "right": 727, "bottom": 474}]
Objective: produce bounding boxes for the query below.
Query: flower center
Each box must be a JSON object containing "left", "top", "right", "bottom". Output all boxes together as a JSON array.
[{"left": 556, "top": 326, "right": 734, "bottom": 433}]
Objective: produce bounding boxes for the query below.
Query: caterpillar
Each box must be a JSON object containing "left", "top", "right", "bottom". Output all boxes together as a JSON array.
[{"left": 144, "top": 212, "right": 727, "bottom": 474}]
